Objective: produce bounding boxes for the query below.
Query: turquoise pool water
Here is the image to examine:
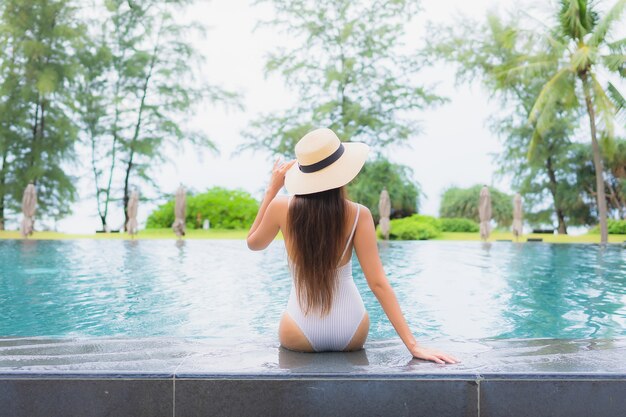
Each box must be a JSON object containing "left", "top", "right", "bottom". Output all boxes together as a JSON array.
[{"left": 1, "top": 240, "right": 624, "bottom": 342}]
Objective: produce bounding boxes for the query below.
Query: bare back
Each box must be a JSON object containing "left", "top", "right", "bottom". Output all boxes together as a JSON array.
[{"left": 277, "top": 195, "right": 361, "bottom": 268}]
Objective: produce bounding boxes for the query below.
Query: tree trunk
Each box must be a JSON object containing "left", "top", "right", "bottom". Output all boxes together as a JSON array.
[
  {"left": 91, "top": 13, "right": 130, "bottom": 232},
  {"left": 606, "top": 172, "right": 626, "bottom": 218},
  {"left": 606, "top": 182, "right": 621, "bottom": 215},
  {"left": 580, "top": 73, "right": 608, "bottom": 243},
  {"left": 556, "top": 209, "right": 567, "bottom": 234},
  {"left": 0, "top": 141, "right": 9, "bottom": 229},
  {"left": 122, "top": 156, "right": 133, "bottom": 230},
  {"left": 339, "top": 48, "right": 348, "bottom": 134},
  {"left": 29, "top": 97, "right": 40, "bottom": 172},
  {"left": 90, "top": 124, "right": 111, "bottom": 230},
  {"left": 90, "top": 135, "right": 106, "bottom": 230},
  {"left": 0, "top": 150, "right": 6, "bottom": 231},
  {"left": 40, "top": 99, "right": 45, "bottom": 147},
  {"left": 98, "top": 54, "right": 124, "bottom": 231},
  {"left": 122, "top": 34, "right": 160, "bottom": 230},
  {"left": 545, "top": 156, "right": 568, "bottom": 234}
]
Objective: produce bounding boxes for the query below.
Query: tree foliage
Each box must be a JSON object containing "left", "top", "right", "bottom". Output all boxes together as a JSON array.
[
  {"left": 569, "top": 139, "right": 626, "bottom": 220},
  {"left": 488, "top": 0, "right": 625, "bottom": 242},
  {"left": 241, "top": 0, "right": 444, "bottom": 157},
  {"left": 76, "top": 0, "right": 239, "bottom": 230},
  {"left": 439, "top": 185, "right": 513, "bottom": 227},
  {"left": 428, "top": 1, "right": 626, "bottom": 238},
  {"left": 0, "top": 0, "right": 239, "bottom": 231},
  {"left": 346, "top": 157, "right": 422, "bottom": 222},
  {"left": 0, "top": 0, "right": 85, "bottom": 227},
  {"left": 604, "top": 139, "right": 626, "bottom": 218}
]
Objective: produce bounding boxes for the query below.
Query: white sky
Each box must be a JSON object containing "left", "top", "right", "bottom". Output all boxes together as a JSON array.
[{"left": 52, "top": 0, "right": 618, "bottom": 233}]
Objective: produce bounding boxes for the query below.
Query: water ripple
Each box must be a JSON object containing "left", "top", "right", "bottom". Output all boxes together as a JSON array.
[{"left": 0, "top": 240, "right": 624, "bottom": 342}]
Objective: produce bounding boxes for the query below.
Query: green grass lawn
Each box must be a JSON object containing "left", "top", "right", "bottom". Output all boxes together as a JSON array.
[
  {"left": 0, "top": 228, "right": 251, "bottom": 240},
  {"left": 1, "top": 228, "right": 624, "bottom": 243},
  {"left": 434, "top": 231, "right": 626, "bottom": 244}
]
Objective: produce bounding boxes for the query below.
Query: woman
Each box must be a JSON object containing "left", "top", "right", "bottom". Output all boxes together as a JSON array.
[{"left": 247, "top": 128, "right": 458, "bottom": 364}]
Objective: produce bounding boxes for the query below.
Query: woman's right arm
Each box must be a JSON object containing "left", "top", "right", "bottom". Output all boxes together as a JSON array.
[
  {"left": 246, "top": 159, "right": 295, "bottom": 251},
  {"left": 354, "top": 206, "right": 459, "bottom": 364}
]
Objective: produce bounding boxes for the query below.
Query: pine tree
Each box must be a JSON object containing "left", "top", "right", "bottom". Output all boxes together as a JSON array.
[
  {"left": 0, "top": 0, "right": 85, "bottom": 226},
  {"left": 77, "top": 0, "right": 238, "bottom": 231},
  {"left": 241, "top": 0, "right": 444, "bottom": 157}
]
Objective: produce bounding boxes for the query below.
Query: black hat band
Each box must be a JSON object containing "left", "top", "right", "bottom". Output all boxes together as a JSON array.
[{"left": 298, "top": 143, "right": 345, "bottom": 173}]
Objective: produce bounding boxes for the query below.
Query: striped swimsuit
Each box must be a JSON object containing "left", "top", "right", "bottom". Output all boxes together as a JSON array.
[{"left": 285, "top": 203, "right": 367, "bottom": 351}]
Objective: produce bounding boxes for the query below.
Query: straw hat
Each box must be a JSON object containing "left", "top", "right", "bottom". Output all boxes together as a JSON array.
[{"left": 285, "top": 128, "right": 369, "bottom": 195}]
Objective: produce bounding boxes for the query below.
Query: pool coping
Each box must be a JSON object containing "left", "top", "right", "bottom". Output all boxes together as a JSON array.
[
  {"left": 1, "top": 371, "right": 624, "bottom": 417},
  {"left": 2, "top": 337, "right": 625, "bottom": 416},
  {"left": 2, "top": 370, "right": 626, "bottom": 379}
]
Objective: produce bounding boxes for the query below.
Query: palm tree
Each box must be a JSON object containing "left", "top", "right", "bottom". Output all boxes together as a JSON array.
[
  {"left": 428, "top": 13, "right": 587, "bottom": 234},
  {"left": 504, "top": 0, "right": 626, "bottom": 243}
]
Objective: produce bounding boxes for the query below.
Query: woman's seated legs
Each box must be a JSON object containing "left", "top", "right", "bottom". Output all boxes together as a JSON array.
[
  {"left": 279, "top": 312, "right": 314, "bottom": 352},
  {"left": 279, "top": 312, "right": 369, "bottom": 352}
]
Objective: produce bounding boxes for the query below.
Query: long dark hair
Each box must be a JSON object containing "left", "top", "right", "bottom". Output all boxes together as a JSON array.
[{"left": 287, "top": 187, "right": 347, "bottom": 315}]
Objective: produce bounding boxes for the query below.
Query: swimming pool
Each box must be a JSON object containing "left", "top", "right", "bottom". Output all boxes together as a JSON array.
[{"left": 1, "top": 239, "right": 624, "bottom": 341}]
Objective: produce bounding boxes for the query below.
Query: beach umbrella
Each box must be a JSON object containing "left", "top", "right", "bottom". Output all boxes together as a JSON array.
[
  {"left": 378, "top": 188, "right": 391, "bottom": 240},
  {"left": 172, "top": 185, "right": 186, "bottom": 239},
  {"left": 126, "top": 190, "right": 139, "bottom": 237},
  {"left": 512, "top": 193, "right": 523, "bottom": 240},
  {"left": 20, "top": 183, "right": 37, "bottom": 238},
  {"left": 478, "top": 186, "right": 492, "bottom": 241}
]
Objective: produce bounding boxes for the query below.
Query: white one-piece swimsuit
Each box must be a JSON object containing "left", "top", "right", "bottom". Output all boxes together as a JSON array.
[{"left": 285, "top": 203, "right": 367, "bottom": 352}]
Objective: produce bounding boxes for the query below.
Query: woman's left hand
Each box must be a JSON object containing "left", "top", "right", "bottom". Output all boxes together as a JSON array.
[
  {"left": 267, "top": 158, "right": 296, "bottom": 194},
  {"left": 409, "top": 344, "right": 460, "bottom": 364}
]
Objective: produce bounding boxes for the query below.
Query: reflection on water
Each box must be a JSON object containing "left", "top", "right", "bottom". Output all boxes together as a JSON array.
[
  {"left": 0, "top": 240, "right": 624, "bottom": 342},
  {"left": 497, "top": 244, "right": 626, "bottom": 338}
]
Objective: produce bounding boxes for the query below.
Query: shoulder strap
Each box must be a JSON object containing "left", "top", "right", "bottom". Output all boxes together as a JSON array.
[{"left": 340, "top": 203, "right": 360, "bottom": 259}]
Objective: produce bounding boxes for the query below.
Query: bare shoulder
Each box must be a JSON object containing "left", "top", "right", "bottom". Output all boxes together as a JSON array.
[
  {"left": 269, "top": 194, "right": 290, "bottom": 209},
  {"left": 270, "top": 194, "right": 289, "bottom": 206},
  {"left": 354, "top": 203, "right": 372, "bottom": 222},
  {"left": 345, "top": 201, "right": 372, "bottom": 228},
  {"left": 267, "top": 194, "right": 290, "bottom": 223},
  {"left": 352, "top": 204, "right": 376, "bottom": 247}
]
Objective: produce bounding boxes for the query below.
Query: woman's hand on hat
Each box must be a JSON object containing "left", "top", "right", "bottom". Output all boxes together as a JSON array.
[
  {"left": 409, "top": 344, "right": 460, "bottom": 364},
  {"left": 267, "top": 158, "right": 296, "bottom": 195}
]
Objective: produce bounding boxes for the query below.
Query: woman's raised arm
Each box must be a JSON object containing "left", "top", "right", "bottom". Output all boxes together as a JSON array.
[
  {"left": 353, "top": 206, "right": 459, "bottom": 364},
  {"left": 247, "top": 159, "right": 295, "bottom": 251}
]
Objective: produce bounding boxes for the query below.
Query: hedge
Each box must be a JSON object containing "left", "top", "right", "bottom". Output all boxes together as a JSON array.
[
  {"left": 589, "top": 219, "right": 626, "bottom": 235},
  {"left": 146, "top": 187, "right": 259, "bottom": 230},
  {"left": 383, "top": 214, "right": 441, "bottom": 240},
  {"left": 439, "top": 218, "right": 479, "bottom": 232}
]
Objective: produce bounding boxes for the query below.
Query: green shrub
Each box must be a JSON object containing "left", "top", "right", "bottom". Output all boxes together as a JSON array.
[
  {"left": 590, "top": 219, "right": 626, "bottom": 235},
  {"left": 386, "top": 214, "right": 441, "bottom": 240},
  {"left": 440, "top": 218, "right": 479, "bottom": 232},
  {"left": 408, "top": 214, "right": 442, "bottom": 231},
  {"left": 608, "top": 220, "right": 626, "bottom": 234},
  {"left": 146, "top": 187, "right": 259, "bottom": 230},
  {"left": 146, "top": 200, "right": 177, "bottom": 230},
  {"left": 347, "top": 157, "right": 422, "bottom": 223},
  {"left": 392, "top": 222, "right": 439, "bottom": 240}
]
